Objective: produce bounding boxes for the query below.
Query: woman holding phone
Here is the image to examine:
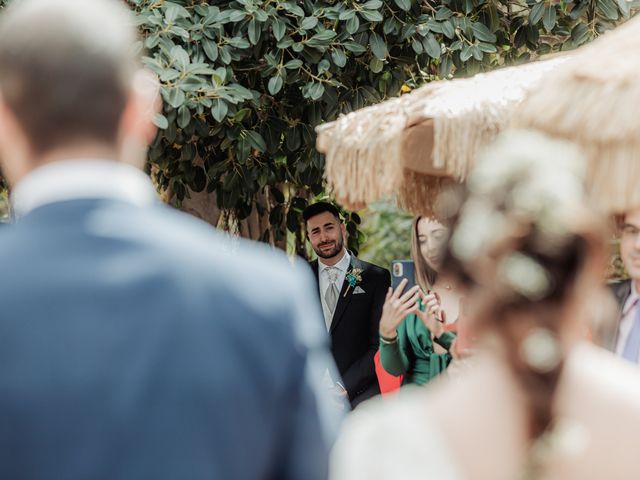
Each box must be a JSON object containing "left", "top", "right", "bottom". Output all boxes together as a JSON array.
[{"left": 377, "top": 216, "right": 464, "bottom": 386}]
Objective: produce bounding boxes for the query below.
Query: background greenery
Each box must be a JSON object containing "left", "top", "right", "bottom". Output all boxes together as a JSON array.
[{"left": 0, "top": 0, "right": 635, "bottom": 267}]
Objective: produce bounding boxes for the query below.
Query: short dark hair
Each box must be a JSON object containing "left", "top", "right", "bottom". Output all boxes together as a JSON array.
[
  {"left": 303, "top": 201, "right": 341, "bottom": 223},
  {"left": 0, "top": 0, "right": 140, "bottom": 155}
]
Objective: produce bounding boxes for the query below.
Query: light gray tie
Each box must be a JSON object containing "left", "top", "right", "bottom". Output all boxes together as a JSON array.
[{"left": 324, "top": 267, "right": 340, "bottom": 326}]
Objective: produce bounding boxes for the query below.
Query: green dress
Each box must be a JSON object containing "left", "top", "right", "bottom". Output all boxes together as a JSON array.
[{"left": 379, "top": 304, "right": 456, "bottom": 386}]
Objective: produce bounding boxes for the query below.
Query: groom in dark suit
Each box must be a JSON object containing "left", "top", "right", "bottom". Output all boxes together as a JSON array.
[
  {"left": 304, "top": 202, "right": 390, "bottom": 408},
  {"left": 0, "top": 1, "right": 341, "bottom": 479}
]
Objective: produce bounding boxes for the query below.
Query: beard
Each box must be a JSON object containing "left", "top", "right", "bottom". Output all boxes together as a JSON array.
[{"left": 313, "top": 237, "right": 344, "bottom": 259}]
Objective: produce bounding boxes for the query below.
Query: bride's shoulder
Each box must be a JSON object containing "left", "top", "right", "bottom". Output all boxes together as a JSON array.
[
  {"left": 330, "top": 389, "right": 462, "bottom": 480},
  {"left": 566, "top": 344, "right": 640, "bottom": 413}
]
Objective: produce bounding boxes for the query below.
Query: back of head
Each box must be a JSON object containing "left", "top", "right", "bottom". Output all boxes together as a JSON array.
[
  {"left": 0, "top": 0, "right": 139, "bottom": 155},
  {"left": 441, "top": 130, "right": 607, "bottom": 475}
]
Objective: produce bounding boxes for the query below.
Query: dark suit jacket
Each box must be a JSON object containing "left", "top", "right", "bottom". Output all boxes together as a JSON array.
[
  {"left": 311, "top": 256, "right": 390, "bottom": 408},
  {"left": 607, "top": 279, "right": 632, "bottom": 352},
  {"left": 0, "top": 197, "right": 341, "bottom": 480}
]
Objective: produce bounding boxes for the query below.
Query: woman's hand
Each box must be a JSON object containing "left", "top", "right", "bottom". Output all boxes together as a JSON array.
[
  {"left": 415, "top": 290, "right": 445, "bottom": 338},
  {"left": 379, "top": 279, "right": 421, "bottom": 339}
]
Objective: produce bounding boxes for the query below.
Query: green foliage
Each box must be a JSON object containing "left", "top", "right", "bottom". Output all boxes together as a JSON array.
[
  {"left": 359, "top": 201, "right": 414, "bottom": 268},
  {"left": 0, "top": 0, "right": 632, "bottom": 253}
]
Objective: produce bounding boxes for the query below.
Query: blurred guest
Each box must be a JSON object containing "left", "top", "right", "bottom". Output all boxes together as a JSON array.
[
  {"left": 377, "top": 216, "right": 464, "bottom": 387},
  {"left": 0, "top": 1, "right": 341, "bottom": 479},
  {"left": 331, "top": 130, "right": 640, "bottom": 480},
  {"left": 304, "top": 202, "right": 390, "bottom": 408},
  {"left": 610, "top": 210, "right": 640, "bottom": 363}
]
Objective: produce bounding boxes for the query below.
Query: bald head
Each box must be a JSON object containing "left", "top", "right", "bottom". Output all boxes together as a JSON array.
[{"left": 0, "top": 0, "right": 141, "bottom": 155}]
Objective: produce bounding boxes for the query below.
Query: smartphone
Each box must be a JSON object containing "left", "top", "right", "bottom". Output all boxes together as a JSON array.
[{"left": 390, "top": 260, "right": 416, "bottom": 292}]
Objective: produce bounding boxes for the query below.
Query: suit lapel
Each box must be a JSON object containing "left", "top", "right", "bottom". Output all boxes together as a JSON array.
[
  {"left": 329, "top": 256, "right": 361, "bottom": 334},
  {"left": 612, "top": 280, "right": 633, "bottom": 352}
]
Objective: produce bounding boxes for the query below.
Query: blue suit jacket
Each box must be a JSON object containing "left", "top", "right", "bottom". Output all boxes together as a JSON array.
[{"left": 0, "top": 198, "right": 342, "bottom": 480}]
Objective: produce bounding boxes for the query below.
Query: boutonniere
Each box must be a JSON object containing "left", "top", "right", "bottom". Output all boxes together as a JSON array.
[{"left": 344, "top": 267, "right": 363, "bottom": 297}]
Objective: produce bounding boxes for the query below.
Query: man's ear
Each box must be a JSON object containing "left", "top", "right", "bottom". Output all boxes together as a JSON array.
[
  {"left": 341, "top": 222, "right": 347, "bottom": 239},
  {"left": 119, "top": 69, "right": 161, "bottom": 148}
]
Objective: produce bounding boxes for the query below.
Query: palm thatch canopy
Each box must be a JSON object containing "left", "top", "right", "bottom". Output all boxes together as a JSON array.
[
  {"left": 317, "top": 15, "right": 640, "bottom": 215},
  {"left": 515, "top": 15, "right": 640, "bottom": 214}
]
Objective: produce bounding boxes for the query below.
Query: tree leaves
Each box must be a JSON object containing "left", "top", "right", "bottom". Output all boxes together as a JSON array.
[
  {"left": 121, "top": 0, "right": 629, "bottom": 251},
  {"left": 543, "top": 6, "right": 557, "bottom": 32},
  {"left": 369, "top": 32, "right": 388, "bottom": 60}
]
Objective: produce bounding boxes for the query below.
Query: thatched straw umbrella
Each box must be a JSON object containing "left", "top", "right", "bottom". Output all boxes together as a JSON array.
[
  {"left": 514, "top": 15, "right": 640, "bottom": 214},
  {"left": 317, "top": 15, "right": 640, "bottom": 215},
  {"left": 316, "top": 56, "right": 571, "bottom": 214}
]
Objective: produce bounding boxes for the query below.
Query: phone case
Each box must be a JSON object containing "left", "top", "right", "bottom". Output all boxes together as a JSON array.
[{"left": 390, "top": 259, "right": 416, "bottom": 291}]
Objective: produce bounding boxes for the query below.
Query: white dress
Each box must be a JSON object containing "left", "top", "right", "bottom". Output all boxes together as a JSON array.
[{"left": 330, "top": 389, "right": 463, "bottom": 480}]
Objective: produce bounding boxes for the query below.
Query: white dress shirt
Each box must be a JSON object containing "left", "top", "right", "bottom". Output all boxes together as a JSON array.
[
  {"left": 318, "top": 251, "right": 351, "bottom": 328},
  {"left": 11, "top": 159, "right": 158, "bottom": 218},
  {"left": 616, "top": 281, "right": 640, "bottom": 363}
]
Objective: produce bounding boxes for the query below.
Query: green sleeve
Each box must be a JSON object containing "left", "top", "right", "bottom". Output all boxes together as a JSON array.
[
  {"left": 379, "top": 315, "right": 412, "bottom": 376},
  {"left": 433, "top": 331, "right": 456, "bottom": 351}
]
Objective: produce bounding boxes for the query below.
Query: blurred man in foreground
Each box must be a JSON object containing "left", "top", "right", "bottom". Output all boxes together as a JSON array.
[{"left": 0, "top": 1, "right": 341, "bottom": 478}]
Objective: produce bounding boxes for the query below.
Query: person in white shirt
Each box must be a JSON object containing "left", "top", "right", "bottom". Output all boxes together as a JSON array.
[{"left": 610, "top": 208, "right": 640, "bottom": 363}]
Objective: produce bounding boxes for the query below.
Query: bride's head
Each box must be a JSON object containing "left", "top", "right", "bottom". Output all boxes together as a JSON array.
[{"left": 441, "top": 130, "right": 608, "bottom": 440}]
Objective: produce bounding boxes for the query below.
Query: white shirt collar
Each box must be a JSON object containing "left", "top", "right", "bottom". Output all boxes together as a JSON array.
[
  {"left": 11, "top": 159, "right": 158, "bottom": 218},
  {"left": 319, "top": 250, "right": 351, "bottom": 274}
]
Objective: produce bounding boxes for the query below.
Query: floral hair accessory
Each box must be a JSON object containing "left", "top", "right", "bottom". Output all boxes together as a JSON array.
[{"left": 344, "top": 267, "right": 363, "bottom": 297}]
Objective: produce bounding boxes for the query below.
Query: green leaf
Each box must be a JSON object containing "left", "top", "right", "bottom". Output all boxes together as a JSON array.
[
  {"left": 317, "top": 59, "right": 331, "bottom": 74},
  {"left": 339, "top": 10, "right": 356, "bottom": 20},
  {"left": 343, "top": 41, "right": 367, "bottom": 54},
  {"left": 160, "top": 68, "right": 180, "bottom": 82},
  {"left": 202, "top": 39, "right": 219, "bottom": 62},
  {"left": 460, "top": 45, "right": 473, "bottom": 62},
  {"left": 165, "top": 87, "right": 186, "bottom": 108},
  {"left": 303, "top": 82, "right": 325, "bottom": 100},
  {"left": 393, "top": 0, "right": 412, "bottom": 11},
  {"left": 346, "top": 14, "right": 360, "bottom": 34},
  {"left": 359, "top": 10, "right": 384, "bottom": 22},
  {"left": 478, "top": 42, "right": 497, "bottom": 53},
  {"left": 283, "top": 2, "right": 305, "bottom": 16},
  {"left": 363, "top": 0, "right": 383, "bottom": 9},
  {"left": 227, "top": 37, "right": 251, "bottom": 49},
  {"left": 153, "top": 113, "right": 169, "bottom": 129},
  {"left": 435, "top": 7, "right": 453, "bottom": 20},
  {"left": 178, "top": 105, "right": 191, "bottom": 128},
  {"left": 441, "top": 20, "right": 455, "bottom": 39},
  {"left": 369, "top": 32, "right": 388, "bottom": 60},
  {"left": 369, "top": 57, "right": 384, "bottom": 73},
  {"left": 248, "top": 18, "right": 261, "bottom": 45},
  {"left": 228, "top": 10, "right": 246, "bottom": 22},
  {"left": 301, "top": 16, "right": 318, "bottom": 30},
  {"left": 471, "top": 44, "right": 483, "bottom": 61},
  {"left": 284, "top": 59, "right": 303, "bottom": 69},
  {"left": 529, "top": 2, "right": 545, "bottom": 26},
  {"left": 170, "top": 45, "right": 190, "bottom": 71},
  {"left": 598, "top": 0, "right": 619, "bottom": 20},
  {"left": 411, "top": 37, "right": 423, "bottom": 54},
  {"left": 311, "top": 30, "right": 337, "bottom": 41},
  {"left": 245, "top": 130, "right": 268, "bottom": 152},
  {"left": 331, "top": 48, "right": 347, "bottom": 67},
  {"left": 211, "top": 98, "right": 228, "bottom": 122},
  {"left": 543, "top": 6, "right": 557, "bottom": 32},
  {"left": 471, "top": 23, "right": 497, "bottom": 42},
  {"left": 570, "top": 22, "right": 590, "bottom": 45},
  {"left": 423, "top": 33, "right": 441, "bottom": 59},
  {"left": 268, "top": 75, "right": 284, "bottom": 95},
  {"left": 219, "top": 46, "right": 232, "bottom": 64},
  {"left": 272, "top": 18, "right": 286, "bottom": 41}
]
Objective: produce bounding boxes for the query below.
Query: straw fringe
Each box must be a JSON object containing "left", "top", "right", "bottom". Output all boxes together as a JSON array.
[
  {"left": 317, "top": 57, "right": 568, "bottom": 214},
  {"left": 515, "top": 17, "right": 640, "bottom": 214}
]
